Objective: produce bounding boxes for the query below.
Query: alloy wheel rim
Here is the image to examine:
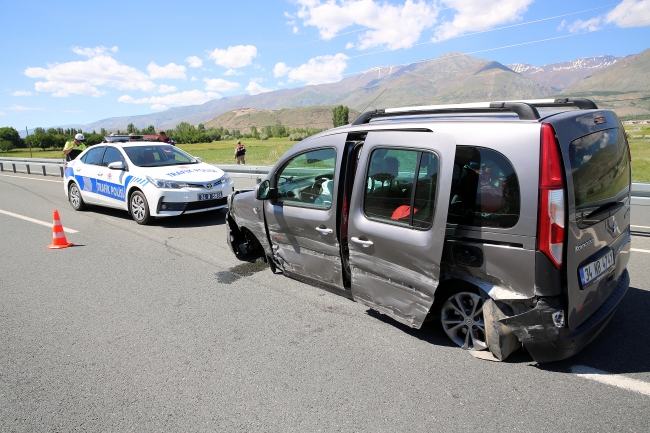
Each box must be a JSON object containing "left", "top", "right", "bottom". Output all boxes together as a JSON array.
[
  {"left": 441, "top": 292, "right": 487, "bottom": 351},
  {"left": 70, "top": 186, "right": 80, "bottom": 207},
  {"left": 132, "top": 195, "right": 145, "bottom": 221}
]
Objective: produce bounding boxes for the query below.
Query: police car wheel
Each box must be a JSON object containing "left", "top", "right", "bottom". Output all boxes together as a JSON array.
[
  {"left": 68, "top": 183, "right": 86, "bottom": 211},
  {"left": 130, "top": 191, "right": 151, "bottom": 225}
]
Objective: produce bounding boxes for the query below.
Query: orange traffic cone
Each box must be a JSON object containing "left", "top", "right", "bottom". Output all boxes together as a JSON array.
[{"left": 47, "top": 210, "right": 74, "bottom": 249}]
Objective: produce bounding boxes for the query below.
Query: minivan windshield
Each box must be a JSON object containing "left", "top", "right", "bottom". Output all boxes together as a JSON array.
[
  {"left": 122, "top": 145, "right": 197, "bottom": 167},
  {"left": 569, "top": 128, "right": 630, "bottom": 215}
]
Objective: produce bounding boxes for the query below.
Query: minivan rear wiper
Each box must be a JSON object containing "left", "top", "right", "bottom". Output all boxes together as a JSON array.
[{"left": 581, "top": 201, "right": 625, "bottom": 225}]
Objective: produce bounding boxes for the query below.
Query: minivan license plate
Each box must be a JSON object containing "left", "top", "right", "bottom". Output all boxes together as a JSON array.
[
  {"left": 579, "top": 251, "right": 614, "bottom": 286},
  {"left": 198, "top": 192, "right": 222, "bottom": 201}
]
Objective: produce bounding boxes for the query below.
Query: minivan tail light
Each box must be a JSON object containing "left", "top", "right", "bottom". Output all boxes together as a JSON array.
[{"left": 538, "top": 123, "right": 565, "bottom": 268}]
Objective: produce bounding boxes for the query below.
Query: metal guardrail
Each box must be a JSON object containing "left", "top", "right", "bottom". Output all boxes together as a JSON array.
[{"left": 2, "top": 156, "right": 650, "bottom": 205}]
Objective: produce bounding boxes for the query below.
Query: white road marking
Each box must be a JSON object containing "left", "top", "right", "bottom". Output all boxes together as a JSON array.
[
  {"left": 631, "top": 225, "right": 650, "bottom": 230},
  {"left": 0, "top": 173, "right": 62, "bottom": 183},
  {"left": 631, "top": 248, "right": 650, "bottom": 253},
  {"left": 572, "top": 365, "right": 650, "bottom": 397},
  {"left": 0, "top": 209, "right": 78, "bottom": 233}
]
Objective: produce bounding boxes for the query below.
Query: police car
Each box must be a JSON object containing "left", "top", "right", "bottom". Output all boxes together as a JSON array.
[{"left": 63, "top": 135, "right": 233, "bottom": 224}]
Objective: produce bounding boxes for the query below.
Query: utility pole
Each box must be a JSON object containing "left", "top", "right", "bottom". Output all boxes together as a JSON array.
[{"left": 25, "top": 127, "right": 33, "bottom": 158}]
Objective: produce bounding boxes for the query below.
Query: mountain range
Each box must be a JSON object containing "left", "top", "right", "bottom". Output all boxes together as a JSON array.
[{"left": 75, "top": 49, "right": 650, "bottom": 132}]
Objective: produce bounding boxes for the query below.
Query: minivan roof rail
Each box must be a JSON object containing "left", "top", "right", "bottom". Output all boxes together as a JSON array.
[{"left": 351, "top": 98, "right": 598, "bottom": 125}]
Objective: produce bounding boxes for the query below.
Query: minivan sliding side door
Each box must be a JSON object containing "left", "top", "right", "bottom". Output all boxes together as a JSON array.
[{"left": 347, "top": 131, "right": 456, "bottom": 328}]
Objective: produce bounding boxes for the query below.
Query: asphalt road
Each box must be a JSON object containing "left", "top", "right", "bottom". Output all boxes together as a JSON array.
[{"left": 1, "top": 172, "right": 649, "bottom": 432}]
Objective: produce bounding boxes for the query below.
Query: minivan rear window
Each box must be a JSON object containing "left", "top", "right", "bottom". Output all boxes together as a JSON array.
[{"left": 569, "top": 128, "right": 630, "bottom": 212}]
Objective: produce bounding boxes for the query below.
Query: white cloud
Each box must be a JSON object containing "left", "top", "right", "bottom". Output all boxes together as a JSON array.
[
  {"left": 293, "top": 26, "right": 300, "bottom": 34},
  {"left": 147, "top": 62, "right": 186, "bottom": 79},
  {"left": 72, "top": 45, "right": 118, "bottom": 57},
  {"left": 151, "top": 104, "right": 167, "bottom": 110},
  {"left": 295, "top": 0, "right": 439, "bottom": 50},
  {"left": 191, "top": 76, "right": 198, "bottom": 81},
  {"left": 158, "top": 84, "right": 178, "bottom": 93},
  {"left": 565, "top": 17, "right": 603, "bottom": 33},
  {"left": 606, "top": 0, "right": 650, "bottom": 28},
  {"left": 208, "top": 45, "right": 257, "bottom": 68},
  {"left": 345, "top": 42, "right": 355, "bottom": 49},
  {"left": 0, "top": 111, "right": 5, "bottom": 116},
  {"left": 118, "top": 90, "right": 221, "bottom": 106},
  {"left": 12, "top": 91, "right": 33, "bottom": 96},
  {"left": 186, "top": 56, "right": 203, "bottom": 68},
  {"left": 203, "top": 78, "right": 240, "bottom": 92},
  {"left": 286, "top": 53, "right": 349, "bottom": 85},
  {"left": 9, "top": 105, "right": 43, "bottom": 111},
  {"left": 25, "top": 55, "right": 155, "bottom": 97},
  {"left": 433, "top": 0, "right": 533, "bottom": 41},
  {"left": 561, "top": 0, "right": 650, "bottom": 35},
  {"left": 224, "top": 69, "right": 243, "bottom": 76},
  {"left": 273, "top": 62, "right": 292, "bottom": 78},
  {"left": 246, "top": 81, "right": 272, "bottom": 95}
]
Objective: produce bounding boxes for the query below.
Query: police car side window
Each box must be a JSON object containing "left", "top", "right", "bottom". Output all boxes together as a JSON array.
[
  {"left": 102, "top": 147, "right": 125, "bottom": 167},
  {"left": 84, "top": 147, "right": 105, "bottom": 166},
  {"left": 447, "top": 146, "right": 520, "bottom": 228}
]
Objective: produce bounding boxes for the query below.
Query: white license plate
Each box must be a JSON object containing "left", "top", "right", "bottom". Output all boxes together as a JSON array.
[
  {"left": 198, "top": 192, "right": 222, "bottom": 201},
  {"left": 579, "top": 251, "right": 614, "bottom": 286}
]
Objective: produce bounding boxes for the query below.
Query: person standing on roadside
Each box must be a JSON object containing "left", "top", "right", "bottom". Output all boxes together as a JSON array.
[
  {"left": 235, "top": 140, "right": 246, "bottom": 164},
  {"left": 158, "top": 130, "right": 175, "bottom": 146},
  {"left": 62, "top": 133, "right": 87, "bottom": 161}
]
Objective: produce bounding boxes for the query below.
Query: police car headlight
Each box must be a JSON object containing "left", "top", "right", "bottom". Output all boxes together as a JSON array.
[
  {"left": 146, "top": 176, "right": 188, "bottom": 189},
  {"left": 222, "top": 174, "right": 232, "bottom": 185}
]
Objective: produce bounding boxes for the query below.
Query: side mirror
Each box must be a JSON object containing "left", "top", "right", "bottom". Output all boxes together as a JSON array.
[
  {"left": 255, "top": 179, "right": 273, "bottom": 200},
  {"left": 108, "top": 161, "right": 126, "bottom": 170},
  {"left": 195, "top": 157, "right": 203, "bottom": 163}
]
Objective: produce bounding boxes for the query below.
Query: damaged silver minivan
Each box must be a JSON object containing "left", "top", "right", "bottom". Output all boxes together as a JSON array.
[{"left": 225, "top": 98, "right": 631, "bottom": 363}]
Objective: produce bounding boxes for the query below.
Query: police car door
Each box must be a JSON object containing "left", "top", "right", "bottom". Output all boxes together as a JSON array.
[
  {"left": 347, "top": 130, "right": 456, "bottom": 329},
  {"left": 72, "top": 146, "right": 105, "bottom": 205},
  {"left": 96, "top": 146, "right": 129, "bottom": 209}
]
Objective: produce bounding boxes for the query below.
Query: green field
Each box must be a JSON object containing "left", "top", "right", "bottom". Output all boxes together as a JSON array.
[
  {"left": 3, "top": 131, "right": 650, "bottom": 182},
  {"left": 626, "top": 124, "right": 650, "bottom": 182}
]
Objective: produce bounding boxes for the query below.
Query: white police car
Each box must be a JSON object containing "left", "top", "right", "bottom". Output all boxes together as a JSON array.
[{"left": 63, "top": 136, "right": 233, "bottom": 224}]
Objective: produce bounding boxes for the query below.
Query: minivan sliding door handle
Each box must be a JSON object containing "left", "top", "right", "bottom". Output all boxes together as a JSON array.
[
  {"left": 315, "top": 226, "right": 334, "bottom": 234},
  {"left": 351, "top": 236, "right": 373, "bottom": 247}
]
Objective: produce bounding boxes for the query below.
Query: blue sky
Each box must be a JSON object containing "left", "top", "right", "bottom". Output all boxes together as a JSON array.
[{"left": 2, "top": 0, "right": 650, "bottom": 130}]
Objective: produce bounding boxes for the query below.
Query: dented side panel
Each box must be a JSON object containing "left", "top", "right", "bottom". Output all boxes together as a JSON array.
[
  {"left": 348, "top": 130, "right": 456, "bottom": 328},
  {"left": 264, "top": 133, "right": 348, "bottom": 290}
]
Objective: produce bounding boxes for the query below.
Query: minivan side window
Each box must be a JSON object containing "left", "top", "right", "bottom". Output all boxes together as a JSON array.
[
  {"left": 363, "top": 148, "right": 439, "bottom": 229},
  {"left": 276, "top": 148, "right": 337, "bottom": 209},
  {"left": 447, "top": 147, "right": 520, "bottom": 228}
]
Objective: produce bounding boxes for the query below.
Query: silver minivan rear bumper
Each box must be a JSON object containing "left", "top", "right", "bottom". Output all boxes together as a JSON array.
[{"left": 501, "top": 268, "right": 629, "bottom": 363}]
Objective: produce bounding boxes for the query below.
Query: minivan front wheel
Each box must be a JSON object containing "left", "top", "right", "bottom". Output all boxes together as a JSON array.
[{"left": 440, "top": 292, "right": 487, "bottom": 351}]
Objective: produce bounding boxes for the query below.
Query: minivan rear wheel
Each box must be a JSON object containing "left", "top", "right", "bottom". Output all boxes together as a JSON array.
[{"left": 440, "top": 292, "right": 487, "bottom": 351}]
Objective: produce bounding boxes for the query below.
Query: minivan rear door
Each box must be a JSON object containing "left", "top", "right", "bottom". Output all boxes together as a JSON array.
[
  {"left": 347, "top": 130, "right": 456, "bottom": 329},
  {"left": 561, "top": 122, "right": 631, "bottom": 329}
]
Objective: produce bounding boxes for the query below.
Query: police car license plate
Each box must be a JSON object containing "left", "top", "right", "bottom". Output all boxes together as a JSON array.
[
  {"left": 198, "top": 192, "right": 222, "bottom": 201},
  {"left": 579, "top": 251, "right": 614, "bottom": 286}
]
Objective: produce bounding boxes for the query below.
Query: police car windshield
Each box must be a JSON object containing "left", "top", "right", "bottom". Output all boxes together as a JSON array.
[{"left": 122, "top": 145, "right": 198, "bottom": 167}]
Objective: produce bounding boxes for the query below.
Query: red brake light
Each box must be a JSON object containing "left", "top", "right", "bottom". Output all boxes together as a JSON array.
[{"left": 538, "top": 123, "right": 565, "bottom": 268}]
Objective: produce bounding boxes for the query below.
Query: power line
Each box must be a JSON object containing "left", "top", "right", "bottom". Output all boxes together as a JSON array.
[{"left": 346, "top": 0, "right": 637, "bottom": 61}]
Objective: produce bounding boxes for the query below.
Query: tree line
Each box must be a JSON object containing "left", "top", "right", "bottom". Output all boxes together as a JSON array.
[{"left": 0, "top": 105, "right": 350, "bottom": 151}]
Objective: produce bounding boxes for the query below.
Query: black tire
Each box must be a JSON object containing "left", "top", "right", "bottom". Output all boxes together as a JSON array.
[
  {"left": 68, "top": 182, "right": 86, "bottom": 211},
  {"left": 129, "top": 191, "right": 151, "bottom": 225}
]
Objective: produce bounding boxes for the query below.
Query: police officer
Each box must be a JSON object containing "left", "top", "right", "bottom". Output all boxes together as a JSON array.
[{"left": 62, "top": 133, "right": 87, "bottom": 161}]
